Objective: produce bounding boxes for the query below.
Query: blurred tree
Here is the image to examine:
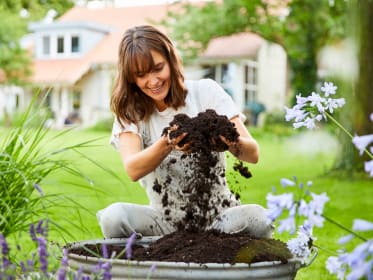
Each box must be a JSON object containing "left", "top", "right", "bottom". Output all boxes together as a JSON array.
[
  {"left": 333, "top": 0, "right": 373, "bottom": 176},
  {"left": 162, "top": 0, "right": 348, "bottom": 99},
  {"left": 0, "top": 0, "right": 74, "bottom": 85}
]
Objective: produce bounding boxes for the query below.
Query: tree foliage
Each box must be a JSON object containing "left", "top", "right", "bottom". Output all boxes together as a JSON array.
[
  {"left": 0, "top": 0, "right": 74, "bottom": 85},
  {"left": 162, "top": 0, "right": 348, "bottom": 97}
]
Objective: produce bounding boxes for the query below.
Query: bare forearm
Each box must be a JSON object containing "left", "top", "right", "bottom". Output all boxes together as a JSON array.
[
  {"left": 228, "top": 136, "right": 259, "bottom": 163},
  {"left": 123, "top": 136, "right": 172, "bottom": 181}
]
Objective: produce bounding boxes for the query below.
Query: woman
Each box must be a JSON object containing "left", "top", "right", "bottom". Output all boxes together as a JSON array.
[{"left": 97, "top": 25, "right": 273, "bottom": 239}]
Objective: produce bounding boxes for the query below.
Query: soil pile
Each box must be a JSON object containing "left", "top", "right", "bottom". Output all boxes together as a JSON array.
[{"left": 69, "top": 230, "right": 292, "bottom": 264}]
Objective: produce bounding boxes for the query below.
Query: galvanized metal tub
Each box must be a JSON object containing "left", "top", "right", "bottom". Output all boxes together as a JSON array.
[{"left": 67, "top": 236, "right": 317, "bottom": 280}]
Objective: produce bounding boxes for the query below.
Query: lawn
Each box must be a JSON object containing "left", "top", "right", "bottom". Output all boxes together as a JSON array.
[{"left": 3, "top": 126, "right": 372, "bottom": 279}]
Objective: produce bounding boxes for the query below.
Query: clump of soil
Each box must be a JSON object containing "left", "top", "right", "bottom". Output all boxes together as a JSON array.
[
  {"left": 233, "top": 161, "right": 252, "bottom": 179},
  {"left": 158, "top": 109, "right": 245, "bottom": 231},
  {"left": 162, "top": 109, "right": 240, "bottom": 153},
  {"left": 68, "top": 230, "right": 292, "bottom": 265}
]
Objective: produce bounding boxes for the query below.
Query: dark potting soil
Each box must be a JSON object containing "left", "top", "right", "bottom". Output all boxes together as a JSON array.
[
  {"left": 162, "top": 109, "right": 240, "bottom": 153},
  {"left": 159, "top": 109, "right": 252, "bottom": 231},
  {"left": 68, "top": 230, "right": 292, "bottom": 265}
]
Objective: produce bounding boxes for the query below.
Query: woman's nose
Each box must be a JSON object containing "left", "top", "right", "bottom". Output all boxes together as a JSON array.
[{"left": 147, "top": 73, "right": 159, "bottom": 87}]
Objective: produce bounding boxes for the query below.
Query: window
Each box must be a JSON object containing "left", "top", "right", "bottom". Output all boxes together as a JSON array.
[
  {"left": 57, "top": 36, "right": 64, "bottom": 53},
  {"left": 42, "top": 36, "right": 50, "bottom": 55},
  {"left": 202, "top": 65, "right": 216, "bottom": 80},
  {"left": 72, "top": 90, "right": 81, "bottom": 110},
  {"left": 243, "top": 61, "right": 258, "bottom": 104},
  {"left": 71, "top": 36, "right": 80, "bottom": 53}
]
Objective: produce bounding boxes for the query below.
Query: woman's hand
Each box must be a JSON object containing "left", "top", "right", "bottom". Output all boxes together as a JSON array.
[{"left": 166, "top": 125, "right": 191, "bottom": 153}]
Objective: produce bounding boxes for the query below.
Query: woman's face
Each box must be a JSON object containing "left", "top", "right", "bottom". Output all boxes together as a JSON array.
[{"left": 134, "top": 50, "right": 171, "bottom": 111}]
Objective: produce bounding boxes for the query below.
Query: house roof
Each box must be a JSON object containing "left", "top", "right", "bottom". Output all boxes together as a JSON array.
[
  {"left": 30, "top": 3, "right": 265, "bottom": 85},
  {"left": 201, "top": 32, "right": 264, "bottom": 59},
  {"left": 30, "top": 4, "right": 170, "bottom": 85}
]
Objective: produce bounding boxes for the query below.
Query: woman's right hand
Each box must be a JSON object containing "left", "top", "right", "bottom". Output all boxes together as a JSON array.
[{"left": 166, "top": 125, "right": 191, "bottom": 153}]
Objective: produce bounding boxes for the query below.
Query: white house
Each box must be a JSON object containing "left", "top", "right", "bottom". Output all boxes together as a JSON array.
[
  {"left": 1, "top": 2, "right": 289, "bottom": 128},
  {"left": 189, "top": 32, "right": 288, "bottom": 124},
  {"left": 19, "top": 4, "right": 170, "bottom": 128}
]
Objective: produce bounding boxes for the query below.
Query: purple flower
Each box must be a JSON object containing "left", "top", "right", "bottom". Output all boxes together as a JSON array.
[
  {"left": 27, "top": 253, "right": 35, "bottom": 270},
  {"left": 0, "top": 233, "right": 11, "bottom": 269},
  {"left": 29, "top": 223, "right": 37, "bottom": 242},
  {"left": 265, "top": 192, "right": 294, "bottom": 222},
  {"left": 352, "top": 134, "right": 373, "bottom": 155},
  {"left": 364, "top": 160, "right": 373, "bottom": 177},
  {"left": 37, "top": 237, "right": 48, "bottom": 274},
  {"left": 20, "top": 261, "right": 27, "bottom": 273},
  {"left": 321, "top": 82, "right": 338, "bottom": 96},
  {"left": 101, "top": 262, "right": 112, "bottom": 280},
  {"left": 287, "top": 227, "right": 312, "bottom": 260},
  {"left": 326, "top": 256, "right": 346, "bottom": 279},
  {"left": 36, "top": 219, "right": 48, "bottom": 237},
  {"left": 102, "top": 243, "right": 108, "bottom": 259},
  {"left": 284, "top": 105, "right": 308, "bottom": 122},
  {"left": 73, "top": 266, "right": 84, "bottom": 280},
  {"left": 338, "top": 234, "right": 354, "bottom": 245},
  {"left": 278, "top": 215, "right": 296, "bottom": 234},
  {"left": 353, "top": 219, "right": 373, "bottom": 232},
  {"left": 146, "top": 263, "right": 157, "bottom": 278},
  {"left": 284, "top": 82, "right": 345, "bottom": 129},
  {"left": 310, "top": 192, "right": 329, "bottom": 215},
  {"left": 125, "top": 232, "right": 137, "bottom": 259},
  {"left": 150, "top": 263, "right": 157, "bottom": 273},
  {"left": 33, "top": 183, "right": 44, "bottom": 196},
  {"left": 280, "top": 178, "right": 296, "bottom": 187}
]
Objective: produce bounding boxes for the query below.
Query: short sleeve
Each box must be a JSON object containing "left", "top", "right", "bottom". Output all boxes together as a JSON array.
[
  {"left": 196, "top": 79, "right": 246, "bottom": 122},
  {"left": 109, "top": 118, "right": 141, "bottom": 150}
]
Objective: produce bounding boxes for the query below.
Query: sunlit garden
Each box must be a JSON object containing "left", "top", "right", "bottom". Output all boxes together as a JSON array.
[
  {"left": 1, "top": 82, "right": 372, "bottom": 279},
  {"left": 1, "top": 0, "right": 373, "bottom": 279}
]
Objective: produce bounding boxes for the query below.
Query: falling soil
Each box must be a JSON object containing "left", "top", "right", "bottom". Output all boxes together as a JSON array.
[
  {"left": 69, "top": 110, "right": 291, "bottom": 265},
  {"left": 159, "top": 109, "right": 252, "bottom": 231},
  {"left": 68, "top": 230, "right": 292, "bottom": 265}
]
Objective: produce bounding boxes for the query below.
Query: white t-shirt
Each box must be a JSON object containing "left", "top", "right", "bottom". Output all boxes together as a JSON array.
[{"left": 110, "top": 79, "right": 243, "bottom": 227}]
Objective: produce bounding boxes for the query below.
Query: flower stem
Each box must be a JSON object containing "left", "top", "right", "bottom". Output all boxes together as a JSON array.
[
  {"left": 325, "top": 112, "right": 373, "bottom": 159},
  {"left": 312, "top": 243, "right": 340, "bottom": 255},
  {"left": 322, "top": 215, "right": 367, "bottom": 242},
  {"left": 325, "top": 112, "right": 354, "bottom": 139}
]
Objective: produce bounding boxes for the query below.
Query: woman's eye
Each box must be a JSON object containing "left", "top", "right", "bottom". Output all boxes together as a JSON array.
[{"left": 153, "top": 65, "right": 163, "bottom": 72}]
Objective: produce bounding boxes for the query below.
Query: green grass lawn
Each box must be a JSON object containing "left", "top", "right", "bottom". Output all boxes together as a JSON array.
[{"left": 3, "top": 126, "right": 372, "bottom": 279}]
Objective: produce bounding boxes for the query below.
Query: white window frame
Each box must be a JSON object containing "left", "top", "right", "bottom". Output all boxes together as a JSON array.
[{"left": 243, "top": 60, "right": 258, "bottom": 105}]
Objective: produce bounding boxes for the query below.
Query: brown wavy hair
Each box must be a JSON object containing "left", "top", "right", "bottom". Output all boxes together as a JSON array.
[{"left": 110, "top": 25, "right": 187, "bottom": 127}]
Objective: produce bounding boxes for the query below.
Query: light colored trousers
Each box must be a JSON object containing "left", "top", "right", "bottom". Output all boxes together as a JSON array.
[{"left": 97, "top": 202, "right": 274, "bottom": 239}]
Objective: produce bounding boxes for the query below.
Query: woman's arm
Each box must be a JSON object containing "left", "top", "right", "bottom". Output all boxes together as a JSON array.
[
  {"left": 225, "top": 116, "right": 259, "bottom": 163},
  {"left": 118, "top": 131, "right": 188, "bottom": 181},
  {"left": 118, "top": 132, "right": 172, "bottom": 181}
]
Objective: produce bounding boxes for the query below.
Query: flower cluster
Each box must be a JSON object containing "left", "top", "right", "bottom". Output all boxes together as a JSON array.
[
  {"left": 326, "top": 219, "right": 373, "bottom": 280},
  {"left": 281, "top": 81, "right": 373, "bottom": 278},
  {"left": 266, "top": 177, "right": 328, "bottom": 260},
  {"left": 285, "top": 81, "right": 373, "bottom": 178},
  {"left": 0, "top": 220, "right": 113, "bottom": 279},
  {"left": 285, "top": 82, "right": 345, "bottom": 129}
]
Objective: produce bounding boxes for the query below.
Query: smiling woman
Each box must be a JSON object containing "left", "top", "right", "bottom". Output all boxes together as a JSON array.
[{"left": 97, "top": 25, "right": 270, "bottom": 240}]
